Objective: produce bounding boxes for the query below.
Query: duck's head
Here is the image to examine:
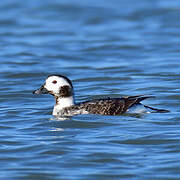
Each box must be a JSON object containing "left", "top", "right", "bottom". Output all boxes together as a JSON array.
[{"left": 33, "top": 75, "right": 73, "bottom": 98}]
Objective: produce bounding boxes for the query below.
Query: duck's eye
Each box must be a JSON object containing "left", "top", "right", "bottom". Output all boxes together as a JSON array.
[{"left": 52, "top": 80, "right": 57, "bottom": 84}]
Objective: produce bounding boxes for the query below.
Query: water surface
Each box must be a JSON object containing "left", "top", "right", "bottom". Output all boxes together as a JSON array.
[{"left": 0, "top": 0, "right": 180, "bottom": 179}]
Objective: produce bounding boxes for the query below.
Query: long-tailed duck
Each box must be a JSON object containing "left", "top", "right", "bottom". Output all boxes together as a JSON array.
[{"left": 33, "top": 75, "right": 169, "bottom": 116}]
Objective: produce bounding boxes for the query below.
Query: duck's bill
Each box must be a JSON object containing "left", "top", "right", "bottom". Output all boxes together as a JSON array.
[{"left": 33, "top": 86, "right": 49, "bottom": 94}]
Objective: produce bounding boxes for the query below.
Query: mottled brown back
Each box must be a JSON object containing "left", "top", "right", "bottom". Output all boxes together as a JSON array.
[{"left": 74, "top": 95, "right": 153, "bottom": 115}]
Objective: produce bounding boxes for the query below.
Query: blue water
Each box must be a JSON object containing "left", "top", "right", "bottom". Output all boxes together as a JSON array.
[{"left": 0, "top": 0, "right": 180, "bottom": 179}]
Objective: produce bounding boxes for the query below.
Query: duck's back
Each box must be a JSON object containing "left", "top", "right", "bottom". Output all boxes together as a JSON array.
[
  {"left": 69, "top": 95, "right": 152, "bottom": 116},
  {"left": 78, "top": 98, "right": 126, "bottom": 115}
]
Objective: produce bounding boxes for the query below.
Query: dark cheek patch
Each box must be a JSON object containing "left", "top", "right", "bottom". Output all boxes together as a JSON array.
[{"left": 59, "top": 85, "right": 73, "bottom": 97}]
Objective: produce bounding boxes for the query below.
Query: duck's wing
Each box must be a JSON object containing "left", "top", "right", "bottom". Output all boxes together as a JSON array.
[
  {"left": 79, "top": 95, "right": 154, "bottom": 115},
  {"left": 121, "top": 95, "right": 154, "bottom": 113}
]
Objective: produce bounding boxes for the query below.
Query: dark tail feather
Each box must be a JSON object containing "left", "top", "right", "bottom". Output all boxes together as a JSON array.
[{"left": 144, "top": 105, "right": 170, "bottom": 113}]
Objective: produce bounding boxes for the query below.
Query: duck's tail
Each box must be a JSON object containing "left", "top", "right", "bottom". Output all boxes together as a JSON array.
[{"left": 144, "top": 105, "right": 170, "bottom": 113}]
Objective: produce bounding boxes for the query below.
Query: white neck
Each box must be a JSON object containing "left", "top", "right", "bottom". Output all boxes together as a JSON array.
[{"left": 53, "top": 96, "right": 74, "bottom": 116}]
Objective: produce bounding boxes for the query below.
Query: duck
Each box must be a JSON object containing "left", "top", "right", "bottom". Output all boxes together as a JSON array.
[{"left": 33, "top": 75, "right": 169, "bottom": 116}]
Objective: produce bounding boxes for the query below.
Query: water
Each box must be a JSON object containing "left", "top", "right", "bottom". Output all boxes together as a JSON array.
[{"left": 0, "top": 0, "right": 180, "bottom": 179}]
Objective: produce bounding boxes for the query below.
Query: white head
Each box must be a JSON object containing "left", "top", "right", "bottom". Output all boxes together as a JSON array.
[
  {"left": 33, "top": 75, "right": 73, "bottom": 97},
  {"left": 33, "top": 75, "right": 75, "bottom": 115},
  {"left": 45, "top": 75, "right": 73, "bottom": 96}
]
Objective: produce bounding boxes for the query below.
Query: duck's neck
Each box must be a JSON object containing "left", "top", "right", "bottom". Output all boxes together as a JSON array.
[{"left": 53, "top": 96, "right": 75, "bottom": 116}]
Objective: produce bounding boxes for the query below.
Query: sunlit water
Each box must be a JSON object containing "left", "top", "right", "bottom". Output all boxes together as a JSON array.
[{"left": 0, "top": 0, "right": 180, "bottom": 179}]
